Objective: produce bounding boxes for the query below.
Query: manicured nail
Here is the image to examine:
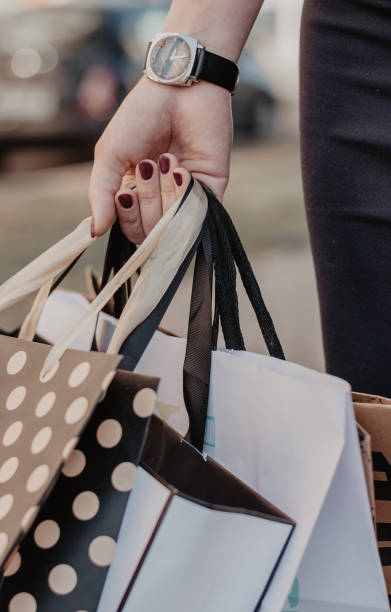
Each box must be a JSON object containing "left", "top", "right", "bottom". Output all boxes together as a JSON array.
[
  {"left": 90, "top": 218, "right": 95, "bottom": 238},
  {"left": 139, "top": 160, "right": 153, "bottom": 180},
  {"left": 118, "top": 193, "right": 133, "bottom": 209},
  {"left": 158, "top": 155, "right": 170, "bottom": 174},
  {"left": 173, "top": 172, "right": 183, "bottom": 186}
]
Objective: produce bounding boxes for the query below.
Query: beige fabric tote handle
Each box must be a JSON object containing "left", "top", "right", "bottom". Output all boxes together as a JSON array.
[
  {"left": 18, "top": 280, "right": 53, "bottom": 341},
  {"left": 0, "top": 217, "right": 95, "bottom": 313},
  {"left": 42, "top": 179, "right": 208, "bottom": 374},
  {"left": 107, "top": 180, "right": 207, "bottom": 353},
  {"left": 18, "top": 180, "right": 141, "bottom": 340}
]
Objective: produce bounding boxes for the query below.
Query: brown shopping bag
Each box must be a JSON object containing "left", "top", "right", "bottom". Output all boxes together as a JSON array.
[
  {"left": 357, "top": 421, "right": 376, "bottom": 526},
  {"left": 353, "top": 391, "right": 391, "bottom": 605}
]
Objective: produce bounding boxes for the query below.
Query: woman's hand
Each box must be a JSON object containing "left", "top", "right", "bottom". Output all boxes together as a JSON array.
[{"left": 89, "top": 75, "right": 233, "bottom": 240}]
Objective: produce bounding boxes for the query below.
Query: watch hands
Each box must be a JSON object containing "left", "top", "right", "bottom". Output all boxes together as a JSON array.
[{"left": 162, "top": 39, "right": 182, "bottom": 79}]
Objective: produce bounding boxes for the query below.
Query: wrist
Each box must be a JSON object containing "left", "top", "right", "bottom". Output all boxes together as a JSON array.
[
  {"left": 139, "top": 73, "right": 230, "bottom": 103},
  {"left": 162, "top": 0, "right": 263, "bottom": 63},
  {"left": 163, "top": 13, "right": 240, "bottom": 63}
]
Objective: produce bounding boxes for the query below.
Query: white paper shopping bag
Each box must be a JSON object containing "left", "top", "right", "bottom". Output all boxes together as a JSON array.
[
  {"left": 221, "top": 350, "right": 388, "bottom": 612},
  {"left": 132, "top": 330, "right": 387, "bottom": 611},
  {"left": 98, "top": 415, "right": 294, "bottom": 612},
  {"left": 123, "top": 181, "right": 388, "bottom": 611}
]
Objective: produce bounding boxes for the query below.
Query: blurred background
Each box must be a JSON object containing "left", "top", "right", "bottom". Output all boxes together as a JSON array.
[{"left": 0, "top": 0, "right": 324, "bottom": 370}]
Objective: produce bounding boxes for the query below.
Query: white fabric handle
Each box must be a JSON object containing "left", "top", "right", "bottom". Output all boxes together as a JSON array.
[
  {"left": 0, "top": 217, "right": 95, "bottom": 313},
  {"left": 42, "top": 180, "right": 208, "bottom": 375}
]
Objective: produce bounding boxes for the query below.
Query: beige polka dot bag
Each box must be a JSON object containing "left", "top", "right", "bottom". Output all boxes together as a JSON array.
[{"left": 0, "top": 183, "right": 209, "bottom": 611}]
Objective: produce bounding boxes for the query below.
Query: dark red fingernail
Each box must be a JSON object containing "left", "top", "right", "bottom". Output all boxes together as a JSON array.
[
  {"left": 158, "top": 155, "right": 170, "bottom": 174},
  {"left": 139, "top": 160, "right": 153, "bottom": 180},
  {"left": 90, "top": 218, "right": 95, "bottom": 238},
  {"left": 118, "top": 193, "right": 133, "bottom": 209},
  {"left": 173, "top": 172, "right": 183, "bottom": 186}
]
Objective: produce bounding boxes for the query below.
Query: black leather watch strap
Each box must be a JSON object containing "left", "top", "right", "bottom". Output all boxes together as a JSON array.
[{"left": 193, "top": 48, "right": 239, "bottom": 94}]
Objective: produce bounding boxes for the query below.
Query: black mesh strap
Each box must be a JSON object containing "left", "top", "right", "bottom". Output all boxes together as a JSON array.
[
  {"left": 183, "top": 189, "right": 285, "bottom": 449},
  {"left": 183, "top": 244, "right": 212, "bottom": 450},
  {"left": 193, "top": 48, "right": 239, "bottom": 94},
  {"left": 119, "top": 220, "right": 208, "bottom": 372}
]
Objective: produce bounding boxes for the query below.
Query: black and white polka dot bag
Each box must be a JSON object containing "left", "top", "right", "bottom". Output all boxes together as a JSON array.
[{"left": 0, "top": 184, "right": 208, "bottom": 612}]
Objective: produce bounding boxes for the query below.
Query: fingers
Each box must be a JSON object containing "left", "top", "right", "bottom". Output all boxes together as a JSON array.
[
  {"left": 158, "top": 153, "right": 180, "bottom": 214},
  {"left": 136, "top": 160, "right": 162, "bottom": 235},
  {"left": 115, "top": 158, "right": 162, "bottom": 244},
  {"left": 172, "top": 167, "right": 192, "bottom": 200},
  {"left": 115, "top": 158, "right": 163, "bottom": 244},
  {"left": 115, "top": 155, "right": 192, "bottom": 244},
  {"left": 115, "top": 189, "right": 146, "bottom": 245}
]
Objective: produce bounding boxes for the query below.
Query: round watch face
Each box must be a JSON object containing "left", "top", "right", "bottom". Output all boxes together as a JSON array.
[{"left": 150, "top": 35, "right": 192, "bottom": 82}]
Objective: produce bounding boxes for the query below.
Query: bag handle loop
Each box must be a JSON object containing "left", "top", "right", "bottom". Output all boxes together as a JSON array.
[
  {"left": 208, "top": 186, "right": 285, "bottom": 359},
  {"left": 182, "top": 186, "right": 285, "bottom": 450},
  {"left": 0, "top": 217, "right": 95, "bottom": 313},
  {"left": 17, "top": 250, "right": 87, "bottom": 342},
  {"left": 41, "top": 179, "right": 208, "bottom": 375},
  {"left": 112, "top": 184, "right": 284, "bottom": 451},
  {"left": 18, "top": 280, "right": 53, "bottom": 341}
]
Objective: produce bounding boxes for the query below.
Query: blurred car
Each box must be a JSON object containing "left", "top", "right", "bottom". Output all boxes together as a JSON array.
[
  {"left": 232, "top": 51, "right": 275, "bottom": 136},
  {"left": 0, "top": 4, "right": 276, "bottom": 159}
]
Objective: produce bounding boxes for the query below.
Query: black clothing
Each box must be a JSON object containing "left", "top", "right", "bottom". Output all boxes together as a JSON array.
[{"left": 300, "top": 0, "right": 391, "bottom": 396}]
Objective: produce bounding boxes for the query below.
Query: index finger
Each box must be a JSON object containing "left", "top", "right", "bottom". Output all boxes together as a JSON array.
[{"left": 88, "top": 141, "right": 130, "bottom": 236}]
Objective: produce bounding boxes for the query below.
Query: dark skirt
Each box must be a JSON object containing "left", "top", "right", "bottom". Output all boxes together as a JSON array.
[{"left": 300, "top": 0, "right": 391, "bottom": 396}]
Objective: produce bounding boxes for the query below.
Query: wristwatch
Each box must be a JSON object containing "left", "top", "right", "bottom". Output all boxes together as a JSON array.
[{"left": 143, "top": 33, "right": 240, "bottom": 94}]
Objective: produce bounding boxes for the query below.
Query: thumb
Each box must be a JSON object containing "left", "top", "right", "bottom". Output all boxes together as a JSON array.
[{"left": 88, "top": 139, "right": 129, "bottom": 236}]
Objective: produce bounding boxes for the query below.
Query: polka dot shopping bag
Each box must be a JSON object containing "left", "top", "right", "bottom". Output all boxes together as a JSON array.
[
  {"left": 0, "top": 338, "right": 158, "bottom": 612},
  {"left": 0, "top": 182, "right": 208, "bottom": 611}
]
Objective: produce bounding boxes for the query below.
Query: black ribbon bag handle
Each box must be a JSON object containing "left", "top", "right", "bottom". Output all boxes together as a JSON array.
[
  {"left": 104, "top": 180, "right": 284, "bottom": 453},
  {"left": 204, "top": 183, "right": 285, "bottom": 360},
  {"left": 183, "top": 185, "right": 284, "bottom": 452}
]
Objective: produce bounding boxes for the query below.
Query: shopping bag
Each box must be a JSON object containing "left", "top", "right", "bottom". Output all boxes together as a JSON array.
[
  {"left": 0, "top": 365, "right": 158, "bottom": 612},
  {"left": 0, "top": 221, "right": 162, "bottom": 612},
  {"left": 0, "top": 178, "right": 208, "bottom": 611},
  {"left": 104, "top": 186, "right": 388, "bottom": 611},
  {"left": 32, "top": 179, "right": 295, "bottom": 611},
  {"left": 91, "top": 186, "right": 295, "bottom": 611},
  {"left": 98, "top": 414, "right": 294, "bottom": 612},
  {"left": 353, "top": 391, "right": 391, "bottom": 606},
  {"left": 0, "top": 219, "right": 120, "bottom": 570},
  {"left": 357, "top": 421, "right": 376, "bottom": 526}
]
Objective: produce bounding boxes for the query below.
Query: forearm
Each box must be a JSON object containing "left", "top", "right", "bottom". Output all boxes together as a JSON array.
[{"left": 163, "top": 0, "right": 264, "bottom": 62}]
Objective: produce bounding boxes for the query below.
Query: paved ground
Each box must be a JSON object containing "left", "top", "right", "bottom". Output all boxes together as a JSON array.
[{"left": 0, "top": 139, "right": 324, "bottom": 371}]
